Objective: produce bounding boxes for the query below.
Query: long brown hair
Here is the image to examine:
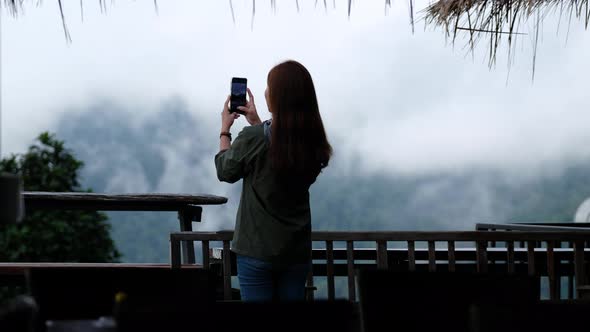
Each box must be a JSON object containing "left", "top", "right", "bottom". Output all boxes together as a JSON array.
[{"left": 267, "top": 60, "right": 332, "bottom": 184}]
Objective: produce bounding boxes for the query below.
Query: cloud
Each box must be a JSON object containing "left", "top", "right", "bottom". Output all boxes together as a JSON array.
[
  {"left": 4, "top": 1, "right": 590, "bottom": 263},
  {"left": 50, "top": 97, "right": 590, "bottom": 263},
  {"left": 2, "top": 0, "right": 589, "bottom": 177}
]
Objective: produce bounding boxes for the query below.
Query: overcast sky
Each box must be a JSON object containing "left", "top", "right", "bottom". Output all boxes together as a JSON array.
[{"left": 2, "top": 0, "right": 590, "bottom": 177}]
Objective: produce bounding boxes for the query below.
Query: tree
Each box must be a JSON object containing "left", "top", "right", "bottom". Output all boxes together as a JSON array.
[{"left": 0, "top": 132, "right": 121, "bottom": 262}]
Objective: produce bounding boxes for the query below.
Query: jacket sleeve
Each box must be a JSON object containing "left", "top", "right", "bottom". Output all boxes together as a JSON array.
[{"left": 214, "top": 127, "right": 260, "bottom": 183}]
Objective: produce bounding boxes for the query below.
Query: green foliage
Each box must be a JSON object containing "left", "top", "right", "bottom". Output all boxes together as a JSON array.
[{"left": 0, "top": 132, "right": 121, "bottom": 262}]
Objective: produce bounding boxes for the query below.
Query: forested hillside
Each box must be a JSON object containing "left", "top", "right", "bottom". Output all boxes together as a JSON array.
[{"left": 57, "top": 100, "right": 590, "bottom": 263}]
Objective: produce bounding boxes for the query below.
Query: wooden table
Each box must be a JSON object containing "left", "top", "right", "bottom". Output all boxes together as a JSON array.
[{"left": 23, "top": 192, "right": 228, "bottom": 264}]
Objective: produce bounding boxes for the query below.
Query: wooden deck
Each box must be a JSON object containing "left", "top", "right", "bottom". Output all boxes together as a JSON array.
[{"left": 2, "top": 191, "right": 590, "bottom": 331}]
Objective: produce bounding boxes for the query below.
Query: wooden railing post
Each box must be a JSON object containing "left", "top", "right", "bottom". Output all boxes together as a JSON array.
[
  {"left": 547, "top": 241, "right": 557, "bottom": 300},
  {"left": 305, "top": 246, "right": 317, "bottom": 302},
  {"left": 507, "top": 241, "right": 515, "bottom": 274},
  {"left": 306, "top": 258, "right": 315, "bottom": 302},
  {"left": 476, "top": 241, "right": 488, "bottom": 273},
  {"left": 447, "top": 241, "right": 456, "bottom": 272},
  {"left": 170, "top": 234, "right": 181, "bottom": 269},
  {"left": 527, "top": 241, "right": 536, "bottom": 277},
  {"left": 223, "top": 240, "right": 232, "bottom": 300},
  {"left": 568, "top": 241, "right": 574, "bottom": 299},
  {"left": 346, "top": 241, "right": 356, "bottom": 301},
  {"left": 326, "top": 240, "right": 335, "bottom": 301},
  {"left": 202, "top": 240, "right": 210, "bottom": 269},
  {"left": 178, "top": 206, "right": 202, "bottom": 264},
  {"left": 376, "top": 241, "right": 388, "bottom": 270},
  {"left": 408, "top": 241, "right": 416, "bottom": 272},
  {"left": 427, "top": 241, "right": 436, "bottom": 272},
  {"left": 574, "top": 241, "right": 586, "bottom": 299}
]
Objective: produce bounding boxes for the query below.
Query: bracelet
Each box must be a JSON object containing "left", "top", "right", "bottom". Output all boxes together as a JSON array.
[{"left": 220, "top": 132, "right": 232, "bottom": 141}]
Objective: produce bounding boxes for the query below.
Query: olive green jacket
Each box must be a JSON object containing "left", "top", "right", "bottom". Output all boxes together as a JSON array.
[{"left": 215, "top": 122, "right": 312, "bottom": 265}]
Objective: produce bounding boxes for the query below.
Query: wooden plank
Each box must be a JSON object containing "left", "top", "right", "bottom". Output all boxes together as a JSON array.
[
  {"left": 574, "top": 241, "right": 586, "bottom": 299},
  {"left": 475, "top": 223, "right": 590, "bottom": 232},
  {"left": 346, "top": 241, "right": 356, "bottom": 302},
  {"left": 428, "top": 241, "right": 436, "bottom": 272},
  {"left": 567, "top": 241, "right": 574, "bottom": 299},
  {"left": 178, "top": 209, "right": 197, "bottom": 264},
  {"left": 299, "top": 262, "right": 575, "bottom": 278},
  {"left": 179, "top": 206, "right": 203, "bottom": 222},
  {"left": 308, "top": 247, "right": 581, "bottom": 261},
  {"left": 555, "top": 274, "right": 562, "bottom": 300},
  {"left": 306, "top": 256, "right": 315, "bottom": 302},
  {"left": 489, "top": 228, "right": 496, "bottom": 248},
  {"left": 312, "top": 231, "right": 590, "bottom": 242},
  {"left": 171, "top": 231, "right": 235, "bottom": 242},
  {"left": 527, "top": 241, "right": 535, "bottom": 276},
  {"left": 447, "top": 241, "right": 455, "bottom": 272},
  {"left": 376, "top": 241, "right": 388, "bottom": 269},
  {"left": 179, "top": 231, "right": 590, "bottom": 243},
  {"left": 189, "top": 257, "right": 577, "bottom": 279},
  {"left": 547, "top": 241, "right": 557, "bottom": 300},
  {"left": 326, "top": 241, "right": 335, "bottom": 301},
  {"left": 476, "top": 241, "right": 488, "bottom": 273},
  {"left": 0, "top": 262, "right": 199, "bottom": 271},
  {"left": 170, "top": 235, "right": 181, "bottom": 269},
  {"left": 513, "top": 222, "right": 590, "bottom": 228},
  {"left": 408, "top": 241, "right": 416, "bottom": 272},
  {"left": 202, "top": 240, "right": 210, "bottom": 269},
  {"left": 577, "top": 285, "right": 590, "bottom": 300},
  {"left": 23, "top": 192, "right": 227, "bottom": 211},
  {"left": 209, "top": 246, "right": 582, "bottom": 280},
  {"left": 305, "top": 270, "right": 317, "bottom": 301},
  {"left": 208, "top": 246, "right": 587, "bottom": 266},
  {"left": 223, "top": 240, "right": 232, "bottom": 300},
  {"left": 554, "top": 239, "right": 562, "bottom": 298},
  {"left": 507, "top": 241, "right": 515, "bottom": 274},
  {"left": 313, "top": 247, "right": 581, "bottom": 261}
]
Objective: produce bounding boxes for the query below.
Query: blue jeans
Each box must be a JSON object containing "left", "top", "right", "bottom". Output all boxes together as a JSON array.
[{"left": 236, "top": 254, "right": 310, "bottom": 302}]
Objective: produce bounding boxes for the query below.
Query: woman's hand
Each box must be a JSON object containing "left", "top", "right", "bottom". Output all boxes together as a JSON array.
[
  {"left": 237, "top": 88, "right": 262, "bottom": 126},
  {"left": 221, "top": 95, "right": 240, "bottom": 132}
]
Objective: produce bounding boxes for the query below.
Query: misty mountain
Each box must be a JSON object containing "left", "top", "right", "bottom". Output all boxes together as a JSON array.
[{"left": 56, "top": 98, "right": 590, "bottom": 263}]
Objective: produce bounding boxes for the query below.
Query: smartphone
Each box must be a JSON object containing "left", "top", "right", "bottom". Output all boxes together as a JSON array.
[{"left": 230, "top": 77, "right": 247, "bottom": 114}]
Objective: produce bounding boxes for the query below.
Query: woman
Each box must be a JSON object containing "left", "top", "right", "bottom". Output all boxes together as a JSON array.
[{"left": 215, "top": 60, "right": 332, "bottom": 302}]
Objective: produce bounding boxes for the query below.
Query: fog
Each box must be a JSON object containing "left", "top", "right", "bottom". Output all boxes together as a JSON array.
[
  {"left": 2, "top": 0, "right": 589, "bottom": 177},
  {"left": 2, "top": 1, "right": 590, "bottom": 262}
]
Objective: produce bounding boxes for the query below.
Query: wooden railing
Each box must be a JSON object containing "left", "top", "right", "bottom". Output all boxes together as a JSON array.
[
  {"left": 169, "top": 230, "right": 590, "bottom": 301},
  {"left": 476, "top": 222, "right": 590, "bottom": 298},
  {"left": 476, "top": 222, "right": 590, "bottom": 232}
]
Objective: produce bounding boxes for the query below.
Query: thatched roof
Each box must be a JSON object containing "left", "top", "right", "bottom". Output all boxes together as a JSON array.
[
  {"left": 3, "top": 0, "right": 589, "bottom": 77},
  {"left": 425, "top": 0, "right": 589, "bottom": 77}
]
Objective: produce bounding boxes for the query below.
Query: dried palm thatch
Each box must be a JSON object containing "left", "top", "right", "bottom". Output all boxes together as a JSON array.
[{"left": 425, "top": 0, "right": 589, "bottom": 78}]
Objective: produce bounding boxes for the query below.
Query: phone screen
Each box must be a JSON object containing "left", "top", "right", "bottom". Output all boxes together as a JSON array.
[{"left": 230, "top": 78, "right": 247, "bottom": 114}]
